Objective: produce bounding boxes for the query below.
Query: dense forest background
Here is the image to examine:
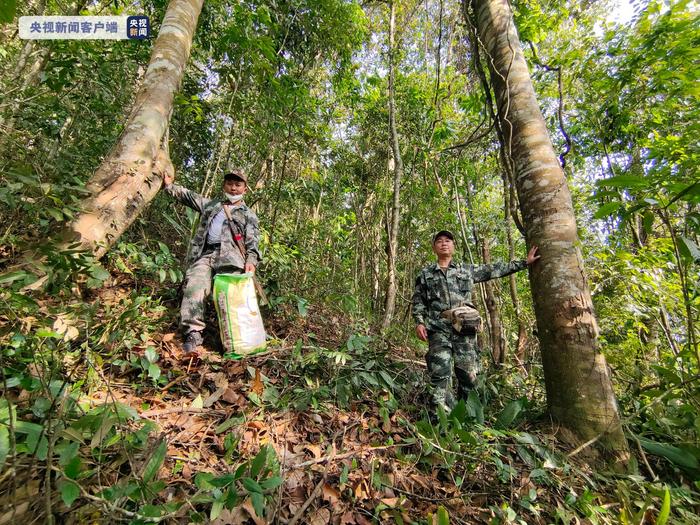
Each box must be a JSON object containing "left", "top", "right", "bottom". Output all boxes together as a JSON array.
[{"left": 0, "top": 0, "right": 698, "bottom": 523}]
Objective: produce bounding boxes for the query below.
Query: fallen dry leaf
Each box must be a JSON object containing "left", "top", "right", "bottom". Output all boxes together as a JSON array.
[
  {"left": 321, "top": 483, "right": 340, "bottom": 505},
  {"left": 308, "top": 507, "right": 331, "bottom": 525},
  {"left": 251, "top": 367, "right": 264, "bottom": 395},
  {"left": 240, "top": 499, "right": 267, "bottom": 525},
  {"left": 305, "top": 443, "right": 322, "bottom": 459}
]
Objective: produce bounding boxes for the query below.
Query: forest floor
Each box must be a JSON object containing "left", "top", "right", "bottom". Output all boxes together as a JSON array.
[{"left": 1, "top": 274, "right": 663, "bottom": 525}]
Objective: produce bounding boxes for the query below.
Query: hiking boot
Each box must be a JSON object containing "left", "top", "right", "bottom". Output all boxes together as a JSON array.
[{"left": 183, "top": 331, "right": 203, "bottom": 357}]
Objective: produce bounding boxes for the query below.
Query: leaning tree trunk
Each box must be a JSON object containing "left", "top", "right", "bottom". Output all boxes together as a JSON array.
[
  {"left": 66, "top": 0, "right": 204, "bottom": 259},
  {"left": 470, "top": 0, "right": 628, "bottom": 458},
  {"left": 381, "top": 0, "right": 404, "bottom": 330}
]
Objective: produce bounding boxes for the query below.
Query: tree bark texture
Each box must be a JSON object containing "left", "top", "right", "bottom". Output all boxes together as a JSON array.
[
  {"left": 382, "top": 0, "right": 404, "bottom": 330},
  {"left": 67, "top": 0, "right": 204, "bottom": 259},
  {"left": 470, "top": 0, "right": 628, "bottom": 455}
]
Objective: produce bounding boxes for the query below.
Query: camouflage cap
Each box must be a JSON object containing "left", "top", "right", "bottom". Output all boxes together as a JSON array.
[
  {"left": 433, "top": 230, "right": 455, "bottom": 243},
  {"left": 224, "top": 168, "right": 247, "bottom": 184}
]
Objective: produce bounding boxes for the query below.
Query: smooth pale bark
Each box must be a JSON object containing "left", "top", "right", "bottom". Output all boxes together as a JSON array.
[
  {"left": 471, "top": 0, "right": 628, "bottom": 456},
  {"left": 382, "top": 0, "right": 404, "bottom": 330},
  {"left": 66, "top": 0, "right": 204, "bottom": 259}
]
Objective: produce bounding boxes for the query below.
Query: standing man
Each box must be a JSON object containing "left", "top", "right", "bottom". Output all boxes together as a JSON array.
[
  {"left": 160, "top": 166, "right": 261, "bottom": 357},
  {"left": 412, "top": 230, "right": 539, "bottom": 413}
]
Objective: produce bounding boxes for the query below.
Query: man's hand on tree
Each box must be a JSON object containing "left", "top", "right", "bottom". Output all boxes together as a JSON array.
[
  {"left": 526, "top": 245, "right": 541, "bottom": 265},
  {"left": 245, "top": 262, "right": 256, "bottom": 274},
  {"left": 416, "top": 324, "right": 428, "bottom": 341},
  {"left": 153, "top": 151, "right": 175, "bottom": 187}
]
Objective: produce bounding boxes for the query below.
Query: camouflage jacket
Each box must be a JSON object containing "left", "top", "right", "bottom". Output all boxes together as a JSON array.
[
  {"left": 412, "top": 260, "right": 527, "bottom": 333},
  {"left": 165, "top": 183, "right": 261, "bottom": 270}
]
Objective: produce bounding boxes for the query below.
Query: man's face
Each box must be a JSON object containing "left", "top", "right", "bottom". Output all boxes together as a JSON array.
[
  {"left": 223, "top": 178, "right": 247, "bottom": 196},
  {"left": 432, "top": 235, "right": 455, "bottom": 257}
]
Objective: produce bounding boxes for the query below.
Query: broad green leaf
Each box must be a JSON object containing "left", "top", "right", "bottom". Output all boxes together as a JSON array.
[
  {"left": 250, "top": 446, "right": 268, "bottom": 478},
  {"left": 142, "top": 440, "right": 167, "bottom": 482},
  {"left": 0, "top": 270, "right": 29, "bottom": 285},
  {"left": 242, "top": 477, "right": 263, "bottom": 494},
  {"left": 437, "top": 505, "right": 450, "bottom": 525},
  {"left": 144, "top": 347, "right": 158, "bottom": 363},
  {"left": 678, "top": 236, "right": 700, "bottom": 264},
  {"left": 0, "top": 426, "right": 9, "bottom": 470},
  {"left": 59, "top": 479, "right": 80, "bottom": 507},
  {"left": 656, "top": 487, "right": 670, "bottom": 525},
  {"left": 260, "top": 476, "right": 283, "bottom": 490},
  {"left": 638, "top": 437, "right": 699, "bottom": 471},
  {"left": 251, "top": 492, "right": 265, "bottom": 518},
  {"left": 297, "top": 297, "right": 308, "bottom": 317},
  {"left": 597, "top": 175, "right": 648, "bottom": 189},
  {"left": 593, "top": 201, "right": 623, "bottom": 219},
  {"left": 210, "top": 499, "right": 224, "bottom": 521},
  {"left": 148, "top": 363, "right": 161, "bottom": 381},
  {"left": 495, "top": 399, "right": 524, "bottom": 429}
]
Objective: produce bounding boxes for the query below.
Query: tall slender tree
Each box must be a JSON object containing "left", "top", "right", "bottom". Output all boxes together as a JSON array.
[
  {"left": 382, "top": 0, "right": 405, "bottom": 330},
  {"left": 65, "top": 0, "right": 204, "bottom": 258},
  {"left": 468, "top": 0, "right": 628, "bottom": 457}
]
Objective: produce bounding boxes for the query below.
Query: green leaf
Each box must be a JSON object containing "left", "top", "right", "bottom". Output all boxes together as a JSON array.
[
  {"left": 260, "top": 476, "right": 283, "bottom": 490},
  {"left": 210, "top": 499, "right": 224, "bottom": 521},
  {"left": 148, "top": 363, "right": 161, "bottom": 381},
  {"left": 242, "top": 477, "right": 263, "bottom": 494},
  {"left": 0, "top": 270, "right": 30, "bottom": 285},
  {"left": 437, "top": 505, "right": 450, "bottom": 525},
  {"left": 597, "top": 175, "right": 648, "bottom": 189},
  {"left": 678, "top": 236, "right": 700, "bottom": 264},
  {"left": 144, "top": 347, "right": 158, "bottom": 363},
  {"left": 90, "top": 265, "right": 111, "bottom": 281},
  {"left": 0, "top": 0, "right": 17, "bottom": 24},
  {"left": 656, "top": 487, "right": 670, "bottom": 525},
  {"left": 0, "top": 426, "right": 9, "bottom": 470},
  {"left": 593, "top": 201, "right": 623, "bottom": 219},
  {"left": 216, "top": 416, "right": 244, "bottom": 434},
  {"left": 297, "top": 297, "right": 308, "bottom": 317},
  {"left": 251, "top": 491, "right": 265, "bottom": 518},
  {"left": 638, "top": 437, "right": 699, "bottom": 471},
  {"left": 59, "top": 479, "right": 80, "bottom": 507},
  {"left": 142, "top": 440, "right": 167, "bottom": 482},
  {"left": 250, "top": 446, "right": 268, "bottom": 478},
  {"left": 495, "top": 399, "right": 524, "bottom": 429}
]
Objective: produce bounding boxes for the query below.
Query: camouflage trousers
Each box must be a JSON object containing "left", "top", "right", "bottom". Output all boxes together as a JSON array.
[
  {"left": 180, "top": 250, "right": 242, "bottom": 335},
  {"left": 426, "top": 330, "right": 481, "bottom": 412}
]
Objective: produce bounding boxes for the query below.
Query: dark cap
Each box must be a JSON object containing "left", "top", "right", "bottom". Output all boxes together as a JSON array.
[
  {"left": 224, "top": 168, "right": 248, "bottom": 184},
  {"left": 433, "top": 230, "right": 455, "bottom": 243}
]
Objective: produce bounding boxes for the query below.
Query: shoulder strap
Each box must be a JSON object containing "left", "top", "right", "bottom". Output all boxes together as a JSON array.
[{"left": 222, "top": 204, "right": 247, "bottom": 259}]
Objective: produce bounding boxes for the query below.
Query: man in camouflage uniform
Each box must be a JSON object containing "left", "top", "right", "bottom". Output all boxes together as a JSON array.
[
  {"left": 161, "top": 168, "right": 261, "bottom": 356},
  {"left": 412, "top": 230, "right": 539, "bottom": 413}
]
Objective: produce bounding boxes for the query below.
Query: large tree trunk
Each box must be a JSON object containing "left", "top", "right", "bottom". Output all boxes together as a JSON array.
[
  {"left": 470, "top": 0, "right": 628, "bottom": 458},
  {"left": 66, "top": 0, "right": 204, "bottom": 259},
  {"left": 382, "top": 0, "right": 404, "bottom": 330}
]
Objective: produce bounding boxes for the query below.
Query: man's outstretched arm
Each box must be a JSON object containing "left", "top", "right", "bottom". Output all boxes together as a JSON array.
[
  {"left": 472, "top": 245, "right": 540, "bottom": 283},
  {"left": 156, "top": 156, "right": 209, "bottom": 213}
]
